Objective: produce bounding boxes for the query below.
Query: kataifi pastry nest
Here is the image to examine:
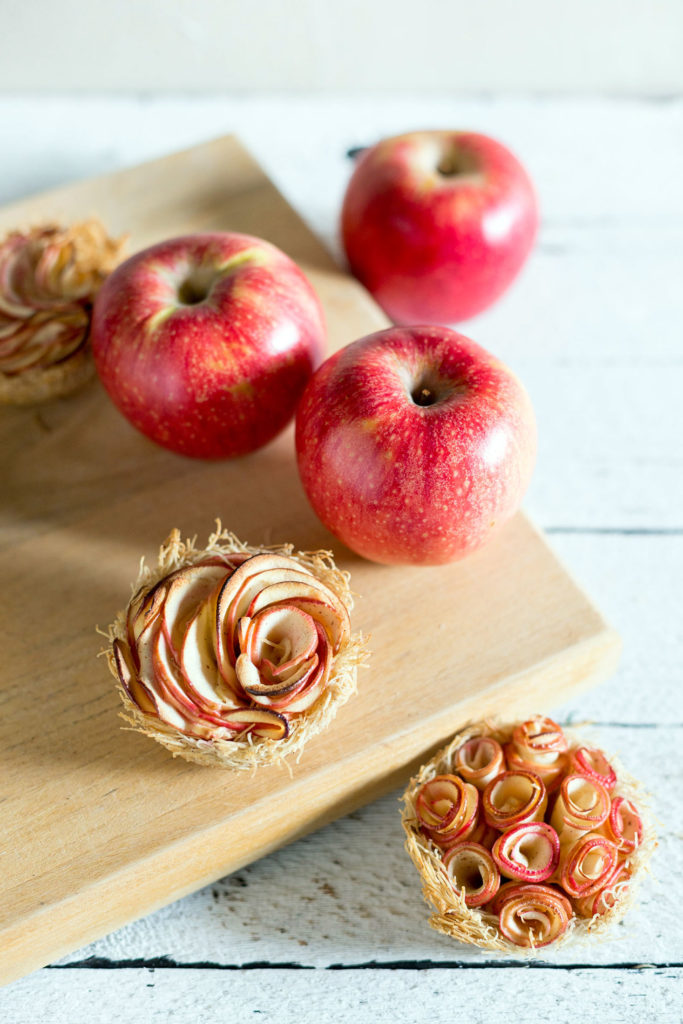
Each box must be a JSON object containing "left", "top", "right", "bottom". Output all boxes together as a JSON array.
[
  {"left": 103, "top": 524, "right": 369, "bottom": 770},
  {"left": 0, "top": 219, "right": 126, "bottom": 404},
  {"left": 401, "top": 718, "right": 654, "bottom": 954}
]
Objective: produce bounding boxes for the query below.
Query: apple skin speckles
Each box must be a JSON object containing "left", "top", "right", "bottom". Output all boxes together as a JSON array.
[
  {"left": 341, "top": 130, "right": 538, "bottom": 325},
  {"left": 295, "top": 325, "right": 536, "bottom": 565},
  {"left": 91, "top": 232, "right": 325, "bottom": 458}
]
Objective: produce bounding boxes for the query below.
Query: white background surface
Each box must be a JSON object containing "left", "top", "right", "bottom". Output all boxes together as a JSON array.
[
  {"left": 2, "top": 0, "right": 683, "bottom": 93},
  {"left": 0, "top": 93, "right": 682, "bottom": 1021}
]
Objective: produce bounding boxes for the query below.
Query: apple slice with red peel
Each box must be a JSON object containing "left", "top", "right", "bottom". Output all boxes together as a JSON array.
[
  {"left": 240, "top": 653, "right": 320, "bottom": 704},
  {"left": 146, "top": 623, "right": 241, "bottom": 737},
  {"left": 134, "top": 620, "right": 193, "bottom": 732},
  {"left": 162, "top": 563, "right": 229, "bottom": 659},
  {"left": 180, "top": 596, "right": 237, "bottom": 708},
  {"left": 247, "top": 583, "right": 350, "bottom": 652},
  {"left": 113, "top": 637, "right": 158, "bottom": 717},
  {"left": 282, "top": 638, "right": 332, "bottom": 713},
  {"left": 223, "top": 707, "right": 289, "bottom": 740},
  {"left": 236, "top": 615, "right": 251, "bottom": 654},
  {"left": 152, "top": 626, "right": 204, "bottom": 719},
  {"left": 127, "top": 582, "right": 166, "bottom": 648},
  {"left": 235, "top": 653, "right": 262, "bottom": 694}
]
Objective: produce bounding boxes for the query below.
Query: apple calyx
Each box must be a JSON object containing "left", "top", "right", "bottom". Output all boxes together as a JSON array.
[{"left": 114, "top": 550, "right": 350, "bottom": 743}]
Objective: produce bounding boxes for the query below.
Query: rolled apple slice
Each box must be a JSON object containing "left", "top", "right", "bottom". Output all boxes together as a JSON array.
[
  {"left": 573, "top": 861, "right": 632, "bottom": 919},
  {"left": 415, "top": 775, "right": 479, "bottom": 848},
  {"left": 600, "top": 796, "right": 643, "bottom": 855},
  {"left": 493, "top": 883, "right": 572, "bottom": 948},
  {"left": 557, "top": 833, "right": 619, "bottom": 899},
  {"left": 504, "top": 716, "right": 568, "bottom": 792},
  {"left": 104, "top": 524, "right": 368, "bottom": 770},
  {"left": 491, "top": 822, "right": 560, "bottom": 883},
  {"left": 569, "top": 745, "right": 617, "bottom": 793},
  {"left": 453, "top": 736, "right": 505, "bottom": 791},
  {"left": 482, "top": 770, "right": 547, "bottom": 831},
  {"left": 442, "top": 842, "right": 500, "bottom": 908},
  {"left": 550, "top": 774, "right": 611, "bottom": 842},
  {"left": 0, "top": 220, "right": 126, "bottom": 404}
]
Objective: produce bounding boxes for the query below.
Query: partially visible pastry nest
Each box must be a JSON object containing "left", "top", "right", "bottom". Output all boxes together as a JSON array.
[
  {"left": 402, "top": 716, "right": 654, "bottom": 953},
  {"left": 103, "top": 524, "right": 369, "bottom": 770},
  {"left": 0, "top": 219, "right": 125, "bottom": 404}
]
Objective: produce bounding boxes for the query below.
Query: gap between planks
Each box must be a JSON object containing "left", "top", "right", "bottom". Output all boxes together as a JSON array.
[{"left": 48, "top": 956, "right": 682, "bottom": 972}]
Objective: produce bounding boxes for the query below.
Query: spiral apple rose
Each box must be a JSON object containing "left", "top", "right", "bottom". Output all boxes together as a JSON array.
[
  {"left": 482, "top": 770, "right": 547, "bottom": 830},
  {"left": 492, "top": 883, "right": 572, "bottom": 948},
  {"left": 569, "top": 745, "right": 617, "bottom": 793},
  {"left": 415, "top": 775, "right": 479, "bottom": 848},
  {"left": 491, "top": 822, "right": 560, "bottom": 883},
  {"left": 573, "top": 861, "right": 632, "bottom": 919},
  {"left": 557, "top": 833, "right": 619, "bottom": 899},
  {"left": 105, "top": 526, "right": 367, "bottom": 769},
  {"left": 600, "top": 796, "right": 643, "bottom": 855},
  {"left": 550, "top": 774, "right": 611, "bottom": 841},
  {"left": 505, "top": 716, "right": 568, "bottom": 792},
  {"left": 453, "top": 736, "right": 505, "bottom": 791},
  {"left": 442, "top": 841, "right": 500, "bottom": 907},
  {"left": 0, "top": 220, "right": 125, "bottom": 403}
]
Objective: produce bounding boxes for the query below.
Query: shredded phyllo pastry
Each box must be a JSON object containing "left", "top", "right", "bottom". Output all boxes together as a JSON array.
[
  {"left": 103, "top": 524, "right": 368, "bottom": 769},
  {"left": 0, "top": 219, "right": 125, "bottom": 402},
  {"left": 401, "top": 716, "right": 654, "bottom": 952}
]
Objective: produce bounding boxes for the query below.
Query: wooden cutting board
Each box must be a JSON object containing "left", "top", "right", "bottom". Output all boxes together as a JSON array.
[{"left": 0, "top": 136, "right": 620, "bottom": 985}]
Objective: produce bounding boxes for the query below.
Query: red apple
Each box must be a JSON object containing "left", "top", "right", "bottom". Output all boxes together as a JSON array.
[
  {"left": 91, "top": 232, "right": 325, "bottom": 458},
  {"left": 295, "top": 326, "right": 536, "bottom": 565},
  {"left": 341, "top": 131, "right": 538, "bottom": 325}
]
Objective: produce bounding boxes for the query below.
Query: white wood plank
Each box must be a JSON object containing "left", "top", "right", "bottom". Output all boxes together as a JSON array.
[{"left": 1, "top": 967, "right": 680, "bottom": 1024}]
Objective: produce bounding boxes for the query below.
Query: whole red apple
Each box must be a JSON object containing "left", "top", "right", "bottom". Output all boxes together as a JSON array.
[
  {"left": 91, "top": 232, "right": 325, "bottom": 458},
  {"left": 295, "top": 326, "right": 536, "bottom": 565},
  {"left": 341, "top": 131, "right": 538, "bottom": 325}
]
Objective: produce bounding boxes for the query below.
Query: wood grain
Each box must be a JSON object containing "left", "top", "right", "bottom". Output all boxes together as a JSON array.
[{"left": 0, "top": 136, "right": 620, "bottom": 986}]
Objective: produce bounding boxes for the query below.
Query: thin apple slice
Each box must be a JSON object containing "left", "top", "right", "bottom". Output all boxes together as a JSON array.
[
  {"left": 134, "top": 620, "right": 193, "bottom": 732},
  {"left": 113, "top": 637, "right": 158, "bottom": 717},
  {"left": 127, "top": 579, "right": 170, "bottom": 645},
  {"left": 223, "top": 707, "right": 289, "bottom": 740},
  {"left": 153, "top": 626, "right": 204, "bottom": 718},
  {"left": 236, "top": 615, "right": 252, "bottom": 653},
  {"left": 280, "top": 648, "right": 332, "bottom": 713},
  {"left": 241, "top": 653, "right": 320, "bottom": 703},
  {"left": 235, "top": 652, "right": 263, "bottom": 693},
  {"left": 162, "top": 562, "right": 229, "bottom": 659},
  {"left": 180, "top": 597, "right": 237, "bottom": 707}
]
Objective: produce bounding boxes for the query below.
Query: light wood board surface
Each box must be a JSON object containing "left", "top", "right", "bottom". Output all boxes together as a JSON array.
[{"left": 0, "top": 135, "right": 620, "bottom": 987}]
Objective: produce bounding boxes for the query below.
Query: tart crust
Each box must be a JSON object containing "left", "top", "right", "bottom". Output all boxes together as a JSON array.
[
  {"left": 103, "top": 524, "right": 369, "bottom": 770},
  {"left": 0, "top": 341, "right": 94, "bottom": 405},
  {"left": 401, "top": 719, "right": 654, "bottom": 953}
]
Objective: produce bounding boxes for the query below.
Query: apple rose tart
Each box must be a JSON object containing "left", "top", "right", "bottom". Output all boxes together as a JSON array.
[
  {"left": 103, "top": 524, "right": 368, "bottom": 769},
  {"left": 401, "top": 717, "right": 652, "bottom": 952},
  {"left": 0, "top": 219, "right": 125, "bottom": 404}
]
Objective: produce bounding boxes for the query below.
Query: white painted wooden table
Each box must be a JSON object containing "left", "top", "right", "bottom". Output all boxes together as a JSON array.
[{"left": 1, "top": 95, "right": 681, "bottom": 1023}]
